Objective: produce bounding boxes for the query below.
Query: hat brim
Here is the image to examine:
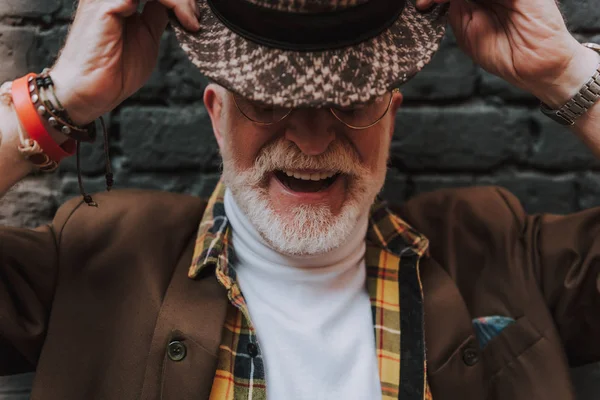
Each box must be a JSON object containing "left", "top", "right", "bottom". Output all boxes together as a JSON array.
[{"left": 172, "top": 1, "right": 448, "bottom": 108}]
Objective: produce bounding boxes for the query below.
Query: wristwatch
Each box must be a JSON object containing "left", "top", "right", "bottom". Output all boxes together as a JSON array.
[{"left": 540, "top": 42, "right": 600, "bottom": 126}]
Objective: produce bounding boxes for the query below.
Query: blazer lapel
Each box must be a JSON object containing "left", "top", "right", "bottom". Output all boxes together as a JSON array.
[
  {"left": 139, "top": 235, "right": 228, "bottom": 400},
  {"left": 420, "top": 256, "right": 485, "bottom": 399}
]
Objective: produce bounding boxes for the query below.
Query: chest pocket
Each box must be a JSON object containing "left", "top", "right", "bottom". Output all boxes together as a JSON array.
[
  {"left": 478, "top": 315, "right": 540, "bottom": 377},
  {"left": 480, "top": 315, "right": 575, "bottom": 400}
]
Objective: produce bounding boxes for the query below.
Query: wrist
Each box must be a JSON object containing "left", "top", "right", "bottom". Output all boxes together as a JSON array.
[
  {"left": 49, "top": 67, "right": 96, "bottom": 126},
  {"left": 0, "top": 101, "right": 36, "bottom": 177},
  {"left": 531, "top": 44, "right": 600, "bottom": 109}
]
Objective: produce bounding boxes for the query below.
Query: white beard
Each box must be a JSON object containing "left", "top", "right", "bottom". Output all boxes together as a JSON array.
[{"left": 222, "top": 139, "right": 388, "bottom": 256}]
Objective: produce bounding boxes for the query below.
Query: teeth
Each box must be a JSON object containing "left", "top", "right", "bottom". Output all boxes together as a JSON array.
[{"left": 282, "top": 170, "right": 337, "bottom": 181}]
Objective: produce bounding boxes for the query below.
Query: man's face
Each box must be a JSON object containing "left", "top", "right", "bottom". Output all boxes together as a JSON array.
[{"left": 205, "top": 84, "right": 402, "bottom": 255}]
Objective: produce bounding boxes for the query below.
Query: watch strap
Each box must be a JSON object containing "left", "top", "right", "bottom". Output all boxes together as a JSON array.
[{"left": 540, "top": 42, "right": 600, "bottom": 126}]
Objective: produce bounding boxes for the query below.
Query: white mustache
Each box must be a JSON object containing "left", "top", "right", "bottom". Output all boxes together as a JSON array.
[{"left": 252, "top": 140, "right": 365, "bottom": 177}]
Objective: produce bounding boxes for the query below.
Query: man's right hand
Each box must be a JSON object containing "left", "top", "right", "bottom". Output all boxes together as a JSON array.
[{"left": 50, "top": 0, "right": 201, "bottom": 126}]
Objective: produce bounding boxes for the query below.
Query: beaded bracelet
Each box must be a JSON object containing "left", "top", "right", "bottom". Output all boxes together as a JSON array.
[
  {"left": 2, "top": 71, "right": 114, "bottom": 207},
  {"left": 12, "top": 74, "right": 77, "bottom": 163},
  {"left": 33, "top": 69, "right": 97, "bottom": 143}
]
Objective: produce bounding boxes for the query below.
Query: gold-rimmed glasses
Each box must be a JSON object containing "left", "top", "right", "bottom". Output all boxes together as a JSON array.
[{"left": 231, "top": 88, "right": 399, "bottom": 130}]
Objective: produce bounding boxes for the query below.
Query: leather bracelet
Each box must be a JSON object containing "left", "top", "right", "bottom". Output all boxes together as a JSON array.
[
  {"left": 3, "top": 72, "right": 114, "bottom": 207},
  {"left": 33, "top": 71, "right": 97, "bottom": 142},
  {"left": 12, "top": 74, "right": 76, "bottom": 163},
  {"left": 42, "top": 71, "right": 67, "bottom": 113},
  {"left": 14, "top": 105, "right": 59, "bottom": 172},
  {"left": 0, "top": 80, "right": 57, "bottom": 171}
]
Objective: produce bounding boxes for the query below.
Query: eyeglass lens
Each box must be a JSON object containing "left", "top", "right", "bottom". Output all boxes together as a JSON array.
[
  {"left": 233, "top": 92, "right": 393, "bottom": 128},
  {"left": 330, "top": 92, "right": 393, "bottom": 128},
  {"left": 233, "top": 95, "right": 291, "bottom": 124}
]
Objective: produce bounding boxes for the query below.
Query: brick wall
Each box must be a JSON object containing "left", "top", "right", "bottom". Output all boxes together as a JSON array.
[
  {"left": 0, "top": 0, "right": 599, "bottom": 397},
  {"left": 1, "top": 1, "right": 600, "bottom": 227}
]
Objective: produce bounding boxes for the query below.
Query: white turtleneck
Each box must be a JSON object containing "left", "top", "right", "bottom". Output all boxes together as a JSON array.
[{"left": 224, "top": 189, "right": 381, "bottom": 400}]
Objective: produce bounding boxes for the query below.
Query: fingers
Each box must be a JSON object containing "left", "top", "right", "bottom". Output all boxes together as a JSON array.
[
  {"left": 139, "top": 1, "right": 170, "bottom": 43},
  {"left": 415, "top": 0, "right": 450, "bottom": 11},
  {"left": 157, "top": 0, "right": 200, "bottom": 31},
  {"left": 105, "top": 0, "right": 143, "bottom": 18}
]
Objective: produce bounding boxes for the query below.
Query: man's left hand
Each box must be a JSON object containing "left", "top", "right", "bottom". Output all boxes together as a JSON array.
[{"left": 416, "top": 0, "right": 600, "bottom": 107}]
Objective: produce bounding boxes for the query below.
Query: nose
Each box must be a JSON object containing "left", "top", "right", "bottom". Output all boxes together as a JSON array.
[{"left": 284, "top": 109, "right": 336, "bottom": 156}]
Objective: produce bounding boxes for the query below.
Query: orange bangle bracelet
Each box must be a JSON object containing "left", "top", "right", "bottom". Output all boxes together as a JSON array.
[{"left": 12, "top": 73, "right": 76, "bottom": 163}]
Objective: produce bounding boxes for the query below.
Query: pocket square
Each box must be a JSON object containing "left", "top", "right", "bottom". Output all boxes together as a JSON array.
[{"left": 472, "top": 316, "right": 516, "bottom": 349}]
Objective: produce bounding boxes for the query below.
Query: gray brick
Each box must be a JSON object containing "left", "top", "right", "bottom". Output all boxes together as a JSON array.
[
  {"left": 193, "top": 173, "right": 221, "bottom": 198},
  {"left": 381, "top": 169, "right": 407, "bottom": 203},
  {"left": 408, "top": 174, "right": 475, "bottom": 199},
  {"left": 579, "top": 172, "right": 600, "bottom": 210},
  {"left": 113, "top": 171, "right": 221, "bottom": 197},
  {"left": 0, "top": 26, "right": 36, "bottom": 81},
  {"left": 60, "top": 171, "right": 221, "bottom": 203},
  {"left": 58, "top": 112, "right": 113, "bottom": 174},
  {"left": 130, "top": 29, "right": 209, "bottom": 103},
  {"left": 119, "top": 105, "right": 219, "bottom": 171},
  {"left": 401, "top": 31, "right": 477, "bottom": 101},
  {"left": 561, "top": 0, "right": 600, "bottom": 31},
  {"left": 391, "top": 105, "right": 529, "bottom": 171},
  {"left": 522, "top": 112, "right": 599, "bottom": 171},
  {"left": 476, "top": 171, "right": 578, "bottom": 214},
  {"left": 56, "top": 0, "right": 77, "bottom": 20},
  {"left": 59, "top": 175, "right": 112, "bottom": 205},
  {"left": 0, "top": 25, "right": 69, "bottom": 81},
  {"left": 0, "top": 0, "right": 61, "bottom": 18},
  {"left": 0, "top": 175, "right": 59, "bottom": 228},
  {"left": 31, "top": 25, "right": 69, "bottom": 73},
  {"left": 392, "top": 171, "right": 580, "bottom": 215},
  {"left": 165, "top": 30, "right": 210, "bottom": 101},
  {"left": 479, "top": 69, "right": 536, "bottom": 101},
  {"left": 571, "top": 357, "right": 600, "bottom": 399}
]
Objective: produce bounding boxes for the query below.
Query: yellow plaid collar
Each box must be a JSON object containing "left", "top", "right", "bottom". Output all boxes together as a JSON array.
[
  {"left": 188, "top": 181, "right": 429, "bottom": 279},
  {"left": 189, "top": 181, "right": 432, "bottom": 400}
]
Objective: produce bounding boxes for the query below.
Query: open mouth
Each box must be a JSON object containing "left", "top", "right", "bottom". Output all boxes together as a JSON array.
[{"left": 274, "top": 169, "right": 341, "bottom": 193}]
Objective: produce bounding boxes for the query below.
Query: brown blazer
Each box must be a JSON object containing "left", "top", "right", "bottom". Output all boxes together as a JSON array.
[{"left": 1, "top": 186, "right": 599, "bottom": 399}]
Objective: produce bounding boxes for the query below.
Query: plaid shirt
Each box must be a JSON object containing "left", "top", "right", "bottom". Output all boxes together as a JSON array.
[{"left": 188, "top": 181, "right": 432, "bottom": 400}]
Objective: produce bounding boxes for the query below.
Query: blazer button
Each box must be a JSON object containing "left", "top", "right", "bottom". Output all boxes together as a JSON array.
[
  {"left": 167, "top": 340, "right": 187, "bottom": 362},
  {"left": 462, "top": 347, "right": 479, "bottom": 366}
]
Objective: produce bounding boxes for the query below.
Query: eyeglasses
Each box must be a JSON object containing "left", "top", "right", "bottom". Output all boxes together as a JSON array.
[{"left": 231, "top": 88, "right": 399, "bottom": 130}]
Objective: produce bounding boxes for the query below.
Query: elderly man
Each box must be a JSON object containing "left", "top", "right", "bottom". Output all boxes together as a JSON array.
[{"left": 0, "top": 0, "right": 600, "bottom": 399}]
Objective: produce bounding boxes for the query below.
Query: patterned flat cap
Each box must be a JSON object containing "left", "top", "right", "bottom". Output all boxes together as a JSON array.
[{"left": 172, "top": 0, "right": 448, "bottom": 108}]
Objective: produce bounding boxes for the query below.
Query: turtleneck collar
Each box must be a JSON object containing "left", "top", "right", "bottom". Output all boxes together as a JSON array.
[{"left": 224, "top": 188, "right": 369, "bottom": 279}]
